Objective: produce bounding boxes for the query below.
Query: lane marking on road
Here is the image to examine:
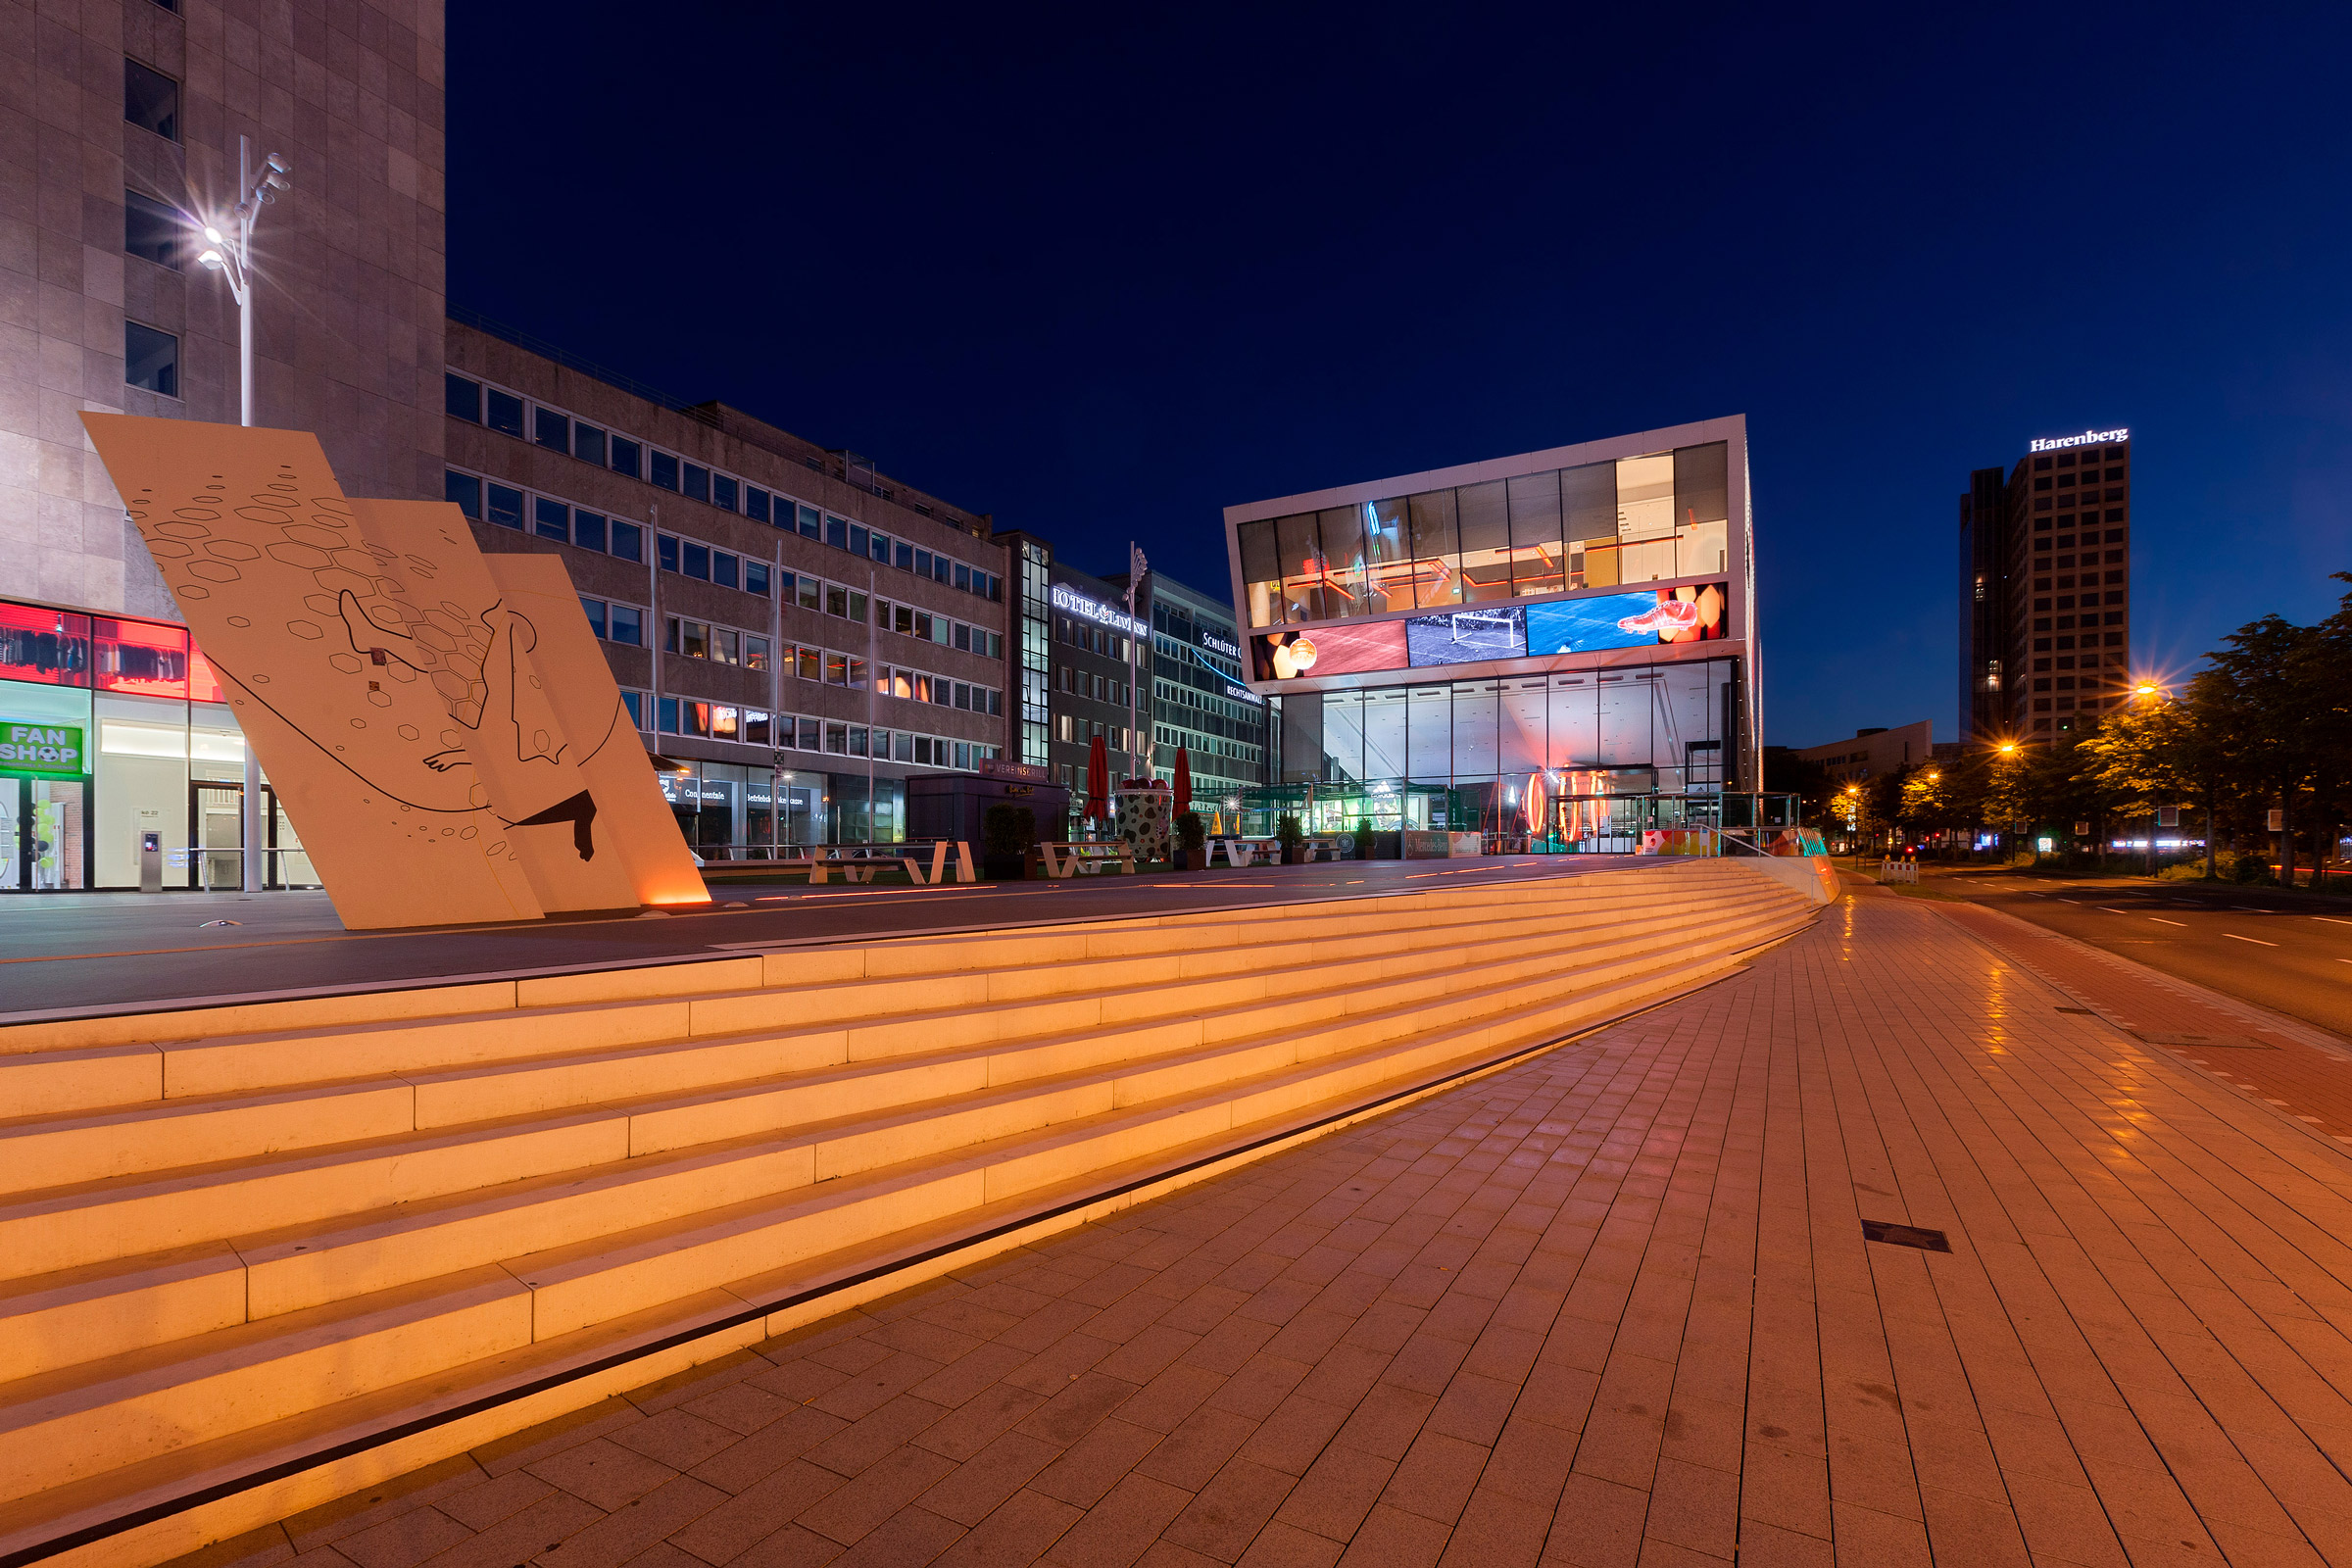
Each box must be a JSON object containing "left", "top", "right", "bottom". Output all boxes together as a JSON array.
[
  {"left": 2150, "top": 917, "right": 2187, "bottom": 927},
  {"left": 2315, "top": 916, "right": 2352, "bottom": 927},
  {"left": 2098, "top": 907, "right": 2132, "bottom": 914},
  {"left": 2225, "top": 933, "right": 2278, "bottom": 947}
]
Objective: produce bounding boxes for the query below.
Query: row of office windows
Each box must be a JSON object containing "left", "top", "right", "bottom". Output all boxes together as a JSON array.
[
  {"left": 1152, "top": 724, "right": 1262, "bottom": 765},
  {"left": 654, "top": 534, "right": 771, "bottom": 597},
  {"left": 1054, "top": 716, "right": 1132, "bottom": 751},
  {"left": 623, "top": 692, "right": 994, "bottom": 768},
  {"left": 659, "top": 617, "right": 1004, "bottom": 717},
  {"left": 1055, "top": 666, "right": 1132, "bottom": 707},
  {"left": 443, "top": 470, "right": 1009, "bottom": 667},
  {"left": 446, "top": 470, "right": 647, "bottom": 563},
  {"left": 445, "top": 372, "right": 1004, "bottom": 604}
]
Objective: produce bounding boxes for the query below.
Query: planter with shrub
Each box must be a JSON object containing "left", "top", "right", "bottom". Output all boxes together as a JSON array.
[
  {"left": 1275, "top": 811, "right": 1304, "bottom": 865},
  {"left": 1172, "top": 809, "right": 1206, "bottom": 870}
]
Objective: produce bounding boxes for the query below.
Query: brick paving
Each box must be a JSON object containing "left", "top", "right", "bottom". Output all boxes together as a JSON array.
[
  {"left": 170, "top": 893, "right": 2352, "bottom": 1568},
  {"left": 1934, "top": 897, "right": 2352, "bottom": 1146}
]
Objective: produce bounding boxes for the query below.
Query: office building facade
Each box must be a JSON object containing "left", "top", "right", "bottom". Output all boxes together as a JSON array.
[
  {"left": 1957, "top": 427, "right": 2133, "bottom": 746},
  {"left": 1223, "top": 416, "right": 1758, "bottom": 843},
  {"left": 1117, "top": 569, "right": 1265, "bottom": 811},
  {"left": 1035, "top": 560, "right": 1146, "bottom": 821},
  {"left": 444, "top": 318, "right": 1012, "bottom": 850},
  {"left": 1, "top": 0, "right": 446, "bottom": 891}
]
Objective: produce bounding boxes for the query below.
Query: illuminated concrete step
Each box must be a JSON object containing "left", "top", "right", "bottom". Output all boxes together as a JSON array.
[
  {"left": 0, "top": 869, "right": 1729, "bottom": 1127},
  {"left": 0, "top": 885, "right": 1800, "bottom": 1283},
  {"left": 0, "top": 890, "right": 1809, "bottom": 1380},
  {"left": 211, "top": 894, "right": 1804, "bottom": 1326},
  {"left": 0, "top": 878, "right": 1782, "bottom": 1196},
  {"left": 0, "top": 893, "right": 1803, "bottom": 1510}
]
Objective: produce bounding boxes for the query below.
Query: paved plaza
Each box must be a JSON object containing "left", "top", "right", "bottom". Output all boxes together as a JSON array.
[{"left": 158, "top": 888, "right": 2352, "bottom": 1568}]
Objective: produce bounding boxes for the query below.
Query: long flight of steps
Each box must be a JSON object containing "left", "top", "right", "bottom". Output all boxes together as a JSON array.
[{"left": 0, "top": 859, "right": 1814, "bottom": 1567}]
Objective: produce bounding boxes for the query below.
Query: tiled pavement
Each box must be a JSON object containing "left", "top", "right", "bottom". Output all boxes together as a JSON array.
[
  {"left": 169, "top": 893, "right": 2352, "bottom": 1568},
  {"left": 1935, "top": 897, "right": 2352, "bottom": 1144}
]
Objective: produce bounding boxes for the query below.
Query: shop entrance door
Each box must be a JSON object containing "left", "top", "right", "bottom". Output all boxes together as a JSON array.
[
  {"left": 189, "top": 782, "right": 312, "bottom": 889},
  {"left": 0, "top": 777, "right": 89, "bottom": 890},
  {"left": 190, "top": 780, "right": 244, "bottom": 889}
]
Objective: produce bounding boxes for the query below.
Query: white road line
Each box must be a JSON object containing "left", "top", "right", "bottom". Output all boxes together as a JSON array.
[
  {"left": 2225, "top": 933, "right": 2278, "bottom": 947},
  {"left": 2098, "top": 907, "right": 2132, "bottom": 914},
  {"left": 2151, "top": 917, "right": 2186, "bottom": 927},
  {"left": 2316, "top": 916, "right": 2352, "bottom": 927}
]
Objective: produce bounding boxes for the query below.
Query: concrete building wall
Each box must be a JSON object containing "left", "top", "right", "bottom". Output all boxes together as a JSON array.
[
  {"left": 4, "top": 0, "right": 446, "bottom": 622},
  {"left": 1793, "top": 719, "right": 1934, "bottom": 785}
]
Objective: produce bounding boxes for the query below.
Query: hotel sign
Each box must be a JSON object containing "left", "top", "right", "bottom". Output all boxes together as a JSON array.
[
  {"left": 1050, "top": 582, "right": 1146, "bottom": 638},
  {"left": 2030, "top": 426, "right": 2129, "bottom": 453}
]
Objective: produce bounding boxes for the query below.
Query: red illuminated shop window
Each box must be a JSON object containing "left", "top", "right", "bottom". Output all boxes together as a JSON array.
[
  {"left": 0, "top": 603, "right": 92, "bottom": 686},
  {"left": 94, "top": 616, "right": 190, "bottom": 698},
  {"left": 188, "top": 642, "right": 224, "bottom": 705}
]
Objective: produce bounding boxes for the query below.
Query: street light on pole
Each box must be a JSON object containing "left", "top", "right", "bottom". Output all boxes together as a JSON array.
[{"left": 196, "top": 134, "right": 291, "bottom": 894}]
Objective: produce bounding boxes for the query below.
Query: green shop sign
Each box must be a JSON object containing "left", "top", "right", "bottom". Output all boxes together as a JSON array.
[{"left": 0, "top": 719, "right": 85, "bottom": 777}]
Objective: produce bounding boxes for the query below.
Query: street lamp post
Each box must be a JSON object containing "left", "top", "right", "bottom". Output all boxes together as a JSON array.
[
  {"left": 2133, "top": 679, "right": 2162, "bottom": 878},
  {"left": 196, "top": 135, "right": 291, "bottom": 895}
]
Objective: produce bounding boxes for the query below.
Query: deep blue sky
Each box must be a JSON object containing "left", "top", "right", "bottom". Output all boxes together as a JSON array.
[{"left": 449, "top": 4, "right": 2352, "bottom": 749}]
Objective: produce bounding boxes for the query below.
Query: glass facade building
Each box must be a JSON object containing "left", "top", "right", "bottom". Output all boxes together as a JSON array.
[
  {"left": 0, "top": 595, "right": 316, "bottom": 891},
  {"left": 1223, "top": 416, "right": 1758, "bottom": 846}
]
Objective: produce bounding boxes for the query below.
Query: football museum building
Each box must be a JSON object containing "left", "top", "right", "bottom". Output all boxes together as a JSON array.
[{"left": 1223, "top": 416, "right": 1765, "bottom": 850}]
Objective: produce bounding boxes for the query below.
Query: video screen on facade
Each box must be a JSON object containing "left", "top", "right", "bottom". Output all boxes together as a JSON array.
[
  {"left": 1524, "top": 582, "right": 1728, "bottom": 654},
  {"left": 1403, "top": 606, "right": 1528, "bottom": 668},
  {"left": 1251, "top": 620, "right": 1408, "bottom": 681}
]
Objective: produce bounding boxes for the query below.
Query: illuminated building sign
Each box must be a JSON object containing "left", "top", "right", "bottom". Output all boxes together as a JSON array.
[
  {"left": 0, "top": 719, "right": 83, "bottom": 777},
  {"left": 1050, "top": 582, "right": 1145, "bottom": 638},
  {"left": 2030, "top": 427, "right": 2129, "bottom": 453},
  {"left": 1525, "top": 583, "right": 1727, "bottom": 654},
  {"left": 1199, "top": 629, "right": 1241, "bottom": 659}
]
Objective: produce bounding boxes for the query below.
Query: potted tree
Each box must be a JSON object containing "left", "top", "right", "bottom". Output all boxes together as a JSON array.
[
  {"left": 981, "top": 804, "right": 1037, "bottom": 881},
  {"left": 1174, "top": 809, "right": 1206, "bottom": 870},
  {"left": 1275, "top": 811, "right": 1305, "bottom": 865}
]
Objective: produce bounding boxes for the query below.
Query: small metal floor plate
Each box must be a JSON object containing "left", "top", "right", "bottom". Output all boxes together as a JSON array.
[{"left": 1862, "top": 1220, "right": 1952, "bottom": 1252}]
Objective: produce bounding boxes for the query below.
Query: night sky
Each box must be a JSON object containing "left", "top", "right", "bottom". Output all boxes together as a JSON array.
[{"left": 448, "top": 5, "right": 2352, "bottom": 749}]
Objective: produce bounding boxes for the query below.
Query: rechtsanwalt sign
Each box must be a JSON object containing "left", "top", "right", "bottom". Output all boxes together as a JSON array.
[{"left": 2030, "top": 426, "right": 2129, "bottom": 453}]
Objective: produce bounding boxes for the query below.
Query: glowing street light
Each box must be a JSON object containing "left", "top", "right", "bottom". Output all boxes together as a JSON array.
[{"left": 197, "top": 136, "right": 290, "bottom": 893}]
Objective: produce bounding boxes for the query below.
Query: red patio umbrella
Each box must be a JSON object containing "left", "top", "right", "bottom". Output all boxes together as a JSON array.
[
  {"left": 1172, "top": 747, "right": 1193, "bottom": 819},
  {"left": 1086, "top": 732, "right": 1109, "bottom": 825}
]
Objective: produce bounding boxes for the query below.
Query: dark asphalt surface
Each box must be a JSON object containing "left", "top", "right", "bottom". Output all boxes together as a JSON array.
[
  {"left": 1911, "top": 865, "right": 2352, "bottom": 1041},
  {"left": 0, "top": 856, "right": 1645, "bottom": 1022}
]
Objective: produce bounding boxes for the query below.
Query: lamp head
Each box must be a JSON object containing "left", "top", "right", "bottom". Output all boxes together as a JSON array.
[
  {"left": 266, "top": 153, "right": 289, "bottom": 174},
  {"left": 197, "top": 248, "right": 224, "bottom": 269},
  {"left": 203, "top": 224, "right": 223, "bottom": 244}
]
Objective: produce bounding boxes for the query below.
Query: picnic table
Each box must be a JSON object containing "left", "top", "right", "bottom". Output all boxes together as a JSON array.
[
  {"left": 1203, "top": 835, "right": 1346, "bottom": 866},
  {"left": 694, "top": 841, "right": 974, "bottom": 886},
  {"left": 1031, "top": 841, "right": 1137, "bottom": 878}
]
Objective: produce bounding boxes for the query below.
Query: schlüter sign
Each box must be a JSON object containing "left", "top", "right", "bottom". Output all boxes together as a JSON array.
[
  {"left": 0, "top": 720, "right": 84, "bottom": 777},
  {"left": 2030, "top": 427, "right": 2129, "bottom": 453}
]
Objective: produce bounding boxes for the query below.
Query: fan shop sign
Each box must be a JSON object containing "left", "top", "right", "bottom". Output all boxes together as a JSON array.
[{"left": 0, "top": 720, "right": 84, "bottom": 777}]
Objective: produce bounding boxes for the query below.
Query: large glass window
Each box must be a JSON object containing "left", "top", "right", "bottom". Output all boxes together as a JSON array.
[
  {"left": 123, "top": 190, "right": 183, "bottom": 268},
  {"left": 1274, "top": 513, "right": 1325, "bottom": 623},
  {"left": 1454, "top": 481, "right": 1510, "bottom": 604},
  {"left": 1506, "top": 472, "right": 1563, "bottom": 597},
  {"left": 123, "top": 60, "right": 178, "bottom": 141},
  {"left": 1235, "top": 441, "right": 1730, "bottom": 625},
  {"left": 1406, "top": 491, "right": 1460, "bottom": 609},
  {"left": 124, "top": 321, "right": 177, "bottom": 396}
]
